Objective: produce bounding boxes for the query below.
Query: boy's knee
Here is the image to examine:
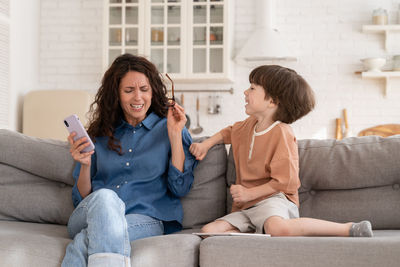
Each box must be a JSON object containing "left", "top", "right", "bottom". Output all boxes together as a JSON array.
[
  {"left": 201, "top": 220, "right": 232, "bottom": 233},
  {"left": 264, "top": 217, "right": 291, "bottom": 236},
  {"left": 201, "top": 221, "right": 219, "bottom": 233}
]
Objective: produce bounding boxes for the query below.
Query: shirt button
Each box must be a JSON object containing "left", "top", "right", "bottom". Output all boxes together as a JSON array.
[
  {"left": 126, "top": 162, "right": 130, "bottom": 166},
  {"left": 125, "top": 181, "right": 128, "bottom": 184},
  {"left": 129, "top": 149, "right": 132, "bottom": 153},
  {"left": 133, "top": 131, "right": 136, "bottom": 134},
  {"left": 116, "top": 185, "right": 120, "bottom": 189}
]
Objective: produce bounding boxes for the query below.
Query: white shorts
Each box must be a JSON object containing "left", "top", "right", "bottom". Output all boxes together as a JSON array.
[{"left": 219, "top": 193, "right": 299, "bottom": 234}]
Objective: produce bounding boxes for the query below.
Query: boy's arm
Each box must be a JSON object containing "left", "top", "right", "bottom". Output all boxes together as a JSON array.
[
  {"left": 230, "top": 182, "right": 278, "bottom": 204},
  {"left": 189, "top": 132, "right": 224, "bottom": 160}
]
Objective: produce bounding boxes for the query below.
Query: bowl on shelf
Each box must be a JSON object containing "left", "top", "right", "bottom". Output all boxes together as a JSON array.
[{"left": 361, "top": 57, "right": 386, "bottom": 72}]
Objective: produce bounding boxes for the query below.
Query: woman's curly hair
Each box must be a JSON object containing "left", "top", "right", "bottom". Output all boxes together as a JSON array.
[{"left": 87, "top": 54, "right": 169, "bottom": 154}]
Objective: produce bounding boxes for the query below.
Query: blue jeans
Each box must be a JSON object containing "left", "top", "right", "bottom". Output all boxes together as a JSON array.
[{"left": 61, "top": 189, "right": 164, "bottom": 267}]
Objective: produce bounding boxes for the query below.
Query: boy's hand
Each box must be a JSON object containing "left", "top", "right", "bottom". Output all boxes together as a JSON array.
[
  {"left": 230, "top": 184, "right": 253, "bottom": 204},
  {"left": 189, "top": 142, "right": 209, "bottom": 160}
]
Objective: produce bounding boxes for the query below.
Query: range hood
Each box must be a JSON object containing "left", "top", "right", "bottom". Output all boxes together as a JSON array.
[{"left": 235, "top": 0, "right": 296, "bottom": 66}]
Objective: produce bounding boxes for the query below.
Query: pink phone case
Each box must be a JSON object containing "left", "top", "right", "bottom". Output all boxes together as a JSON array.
[{"left": 63, "top": 114, "right": 95, "bottom": 153}]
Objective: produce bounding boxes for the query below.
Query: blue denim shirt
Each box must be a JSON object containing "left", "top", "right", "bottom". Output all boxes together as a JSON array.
[{"left": 71, "top": 112, "right": 197, "bottom": 234}]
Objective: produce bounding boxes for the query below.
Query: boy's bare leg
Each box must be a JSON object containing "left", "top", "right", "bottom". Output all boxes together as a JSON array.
[
  {"left": 201, "top": 220, "right": 240, "bottom": 234},
  {"left": 264, "top": 216, "right": 353, "bottom": 237}
]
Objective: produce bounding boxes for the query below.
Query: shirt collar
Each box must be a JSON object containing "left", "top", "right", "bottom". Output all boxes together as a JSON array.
[
  {"left": 141, "top": 112, "right": 161, "bottom": 130},
  {"left": 253, "top": 120, "right": 281, "bottom": 136},
  {"left": 116, "top": 112, "right": 161, "bottom": 131}
]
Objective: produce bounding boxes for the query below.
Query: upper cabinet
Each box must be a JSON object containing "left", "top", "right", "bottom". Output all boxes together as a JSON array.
[{"left": 104, "top": 0, "right": 234, "bottom": 83}]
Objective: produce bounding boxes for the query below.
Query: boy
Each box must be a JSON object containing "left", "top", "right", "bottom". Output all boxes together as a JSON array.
[{"left": 189, "top": 65, "right": 372, "bottom": 237}]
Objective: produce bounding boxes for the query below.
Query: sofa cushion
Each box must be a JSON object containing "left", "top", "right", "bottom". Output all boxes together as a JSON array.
[
  {"left": 0, "top": 129, "right": 75, "bottom": 185},
  {"left": 131, "top": 234, "right": 201, "bottom": 267},
  {"left": 226, "top": 146, "right": 235, "bottom": 213},
  {"left": 0, "top": 164, "right": 74, "bottom": 225},
  {"left": 181, "top": 137, "right": 227, "bottom": 228},
  {"left": 0, "top": 221, "right": 70, "bottom": 267},
  {"left": 199, "top": 231, "right": 400, "bottom": 267},
  {"left": 0, "top": 220, "right": 201, "bottom": 267},
  {"left": 298, "top": 135, "right": 400, "bottom": 229},
  {"left": 0, "top": 129, "right": 75, "bottom": 225},
  {"left": 226, "top": 135, "right": 400, "bottom": 229}
]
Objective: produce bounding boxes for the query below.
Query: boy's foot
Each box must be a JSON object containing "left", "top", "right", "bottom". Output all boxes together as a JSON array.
[{"left": 349, "top": 221, "right": 373, "bottom": 237}]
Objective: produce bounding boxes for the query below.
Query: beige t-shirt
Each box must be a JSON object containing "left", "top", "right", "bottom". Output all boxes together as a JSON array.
[{"left": 220, "top": 116, "right": 300, "bottom": 212}]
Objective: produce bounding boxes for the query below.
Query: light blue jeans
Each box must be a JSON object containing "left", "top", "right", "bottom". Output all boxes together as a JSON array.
[{"left": 61, "top": 189, "right": 164, "bottom": 267}]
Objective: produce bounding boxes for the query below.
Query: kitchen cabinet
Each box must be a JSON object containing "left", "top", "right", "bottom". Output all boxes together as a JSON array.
[{"left": 104, "top": 0, "right": 234, "bottom": 83}]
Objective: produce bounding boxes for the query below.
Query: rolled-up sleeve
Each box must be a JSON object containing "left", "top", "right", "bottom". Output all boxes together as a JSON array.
[{"left": 167, "top": 128, "right": 198, "bottom": 197}]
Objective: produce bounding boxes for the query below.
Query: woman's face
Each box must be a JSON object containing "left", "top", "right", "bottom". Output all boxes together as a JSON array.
[{"left": 119, "top": 71, "right": 152, "bottom": 126}]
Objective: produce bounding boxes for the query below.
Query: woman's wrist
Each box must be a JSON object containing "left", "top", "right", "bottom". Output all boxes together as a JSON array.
[{"left": 168, "top": 128, "right": 182, "bottom": 140}]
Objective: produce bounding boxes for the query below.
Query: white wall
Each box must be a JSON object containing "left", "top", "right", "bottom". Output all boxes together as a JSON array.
[
  {"left": 36, "top": 0, "right": 400, "bottom": 139},
  {"left": 39, "top": 0, "right": 103, "bottom": 91},
  {"left": 9, "top": 0, "right": 40, "bottom": 131},
  {"left": 0, "top": 0, "right": 10, "bottom": 129}
]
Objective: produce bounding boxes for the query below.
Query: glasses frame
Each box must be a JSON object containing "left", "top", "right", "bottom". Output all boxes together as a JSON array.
[{"left": 165, "top": 73, "right": 175, "bottom": 107}]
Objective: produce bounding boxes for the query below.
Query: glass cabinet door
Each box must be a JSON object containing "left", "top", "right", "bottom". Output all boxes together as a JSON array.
[
  {"left": 105, "top": 0, "right": 230, "bottom": 81},
  {"left": 192, "top": 0, "right": 224, "bottom": 74},
  {"left": 107, "top": 0, "right": 140, "bottom": 66},
  {"left": 149, "top": 0, "right": 182, "bottom": 74}
]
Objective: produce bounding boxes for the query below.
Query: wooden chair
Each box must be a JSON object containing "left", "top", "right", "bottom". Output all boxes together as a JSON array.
[
  {"left": 23, "top": 90, "right": 93, "bottom": 141},
  {"left": 358, "top": 124, "right": 400, "bottom": 137}
]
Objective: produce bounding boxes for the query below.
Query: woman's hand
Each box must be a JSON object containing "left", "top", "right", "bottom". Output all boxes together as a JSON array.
[
  {"left": 67, "top": 132, "right": 94, "bottom": 166},
  {"left": 167, "top": 103, "right": 186, "bottom": 172},
  {"left": 167, "top": 102, "right": 187, "bottom": 134},
  {"left": 189, "top": 142, "right": 209, "bottom": 161}
]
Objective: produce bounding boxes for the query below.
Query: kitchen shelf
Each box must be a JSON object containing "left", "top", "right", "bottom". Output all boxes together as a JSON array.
[
  {"left": 175, "top": 87, "right": 234, "bottom": 94},
  {"left": 360, "top": 71, "right": 400, "bottom": 96},
  {"left": 362, "top": 24, "right": 400, "bottom": 51}
]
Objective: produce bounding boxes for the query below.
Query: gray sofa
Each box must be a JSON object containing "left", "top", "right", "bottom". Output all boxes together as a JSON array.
[{"left": 0, "top": 129, "right": 399, "bottom": 267}]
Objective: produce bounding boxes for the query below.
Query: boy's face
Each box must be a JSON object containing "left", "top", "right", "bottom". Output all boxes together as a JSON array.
[{"left": 244, "top": 83, "right": 276, "bottom": 117}]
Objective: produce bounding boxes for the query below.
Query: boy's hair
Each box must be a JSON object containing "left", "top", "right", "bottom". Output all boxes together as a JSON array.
[{"left": 249, "top": 65, "right": 315, "bottom": 124}]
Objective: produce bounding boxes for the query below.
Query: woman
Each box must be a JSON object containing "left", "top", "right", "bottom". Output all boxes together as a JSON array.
[{"left": 62, "top": 54, "right": 197, "bottom": 266}]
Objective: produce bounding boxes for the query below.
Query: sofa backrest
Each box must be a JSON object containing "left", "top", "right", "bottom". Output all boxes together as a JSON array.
[
  {"left": 297, "top": 136, "right": 400, "bottom": 229},
  {"left": 0, "top": 130, "right": 75, "bottom": 225},
  {"left": 0, "top": 130, "right": 227, "bottom": 229},
  {"left": 226, "top": 135, "right": 400, "bottom": 230},
  {"left": 181, "top": 137, "right": 227, "bottom": 229}
]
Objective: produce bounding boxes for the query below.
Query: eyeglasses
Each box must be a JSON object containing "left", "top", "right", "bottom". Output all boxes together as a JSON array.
[{"left": 165, "top": 73, "right": 175, "bottom": 107}]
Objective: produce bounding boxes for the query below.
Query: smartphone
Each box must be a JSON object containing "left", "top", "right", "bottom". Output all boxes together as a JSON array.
[{"left": 63, "top": 114, "right": 95, "bottom": 153}]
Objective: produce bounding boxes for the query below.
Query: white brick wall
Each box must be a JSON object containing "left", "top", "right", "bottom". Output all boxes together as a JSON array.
[
  {"left": 39, "top": 0, "right": 103, "bottom": 90},
  {"left": 38, "top": 0, "right": 400, "bottom": 139}
]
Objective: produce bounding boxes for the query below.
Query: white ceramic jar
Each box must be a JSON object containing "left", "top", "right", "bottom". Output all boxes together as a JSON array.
[
  {"left": 393, "top": 55, "right": 400, "bottom": 71},
  {"left": 372, "top": 8, "right": 388, "bottom": 25},
  {"left": 398, "top": 4, "right": 400, "bottom": 24}
]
